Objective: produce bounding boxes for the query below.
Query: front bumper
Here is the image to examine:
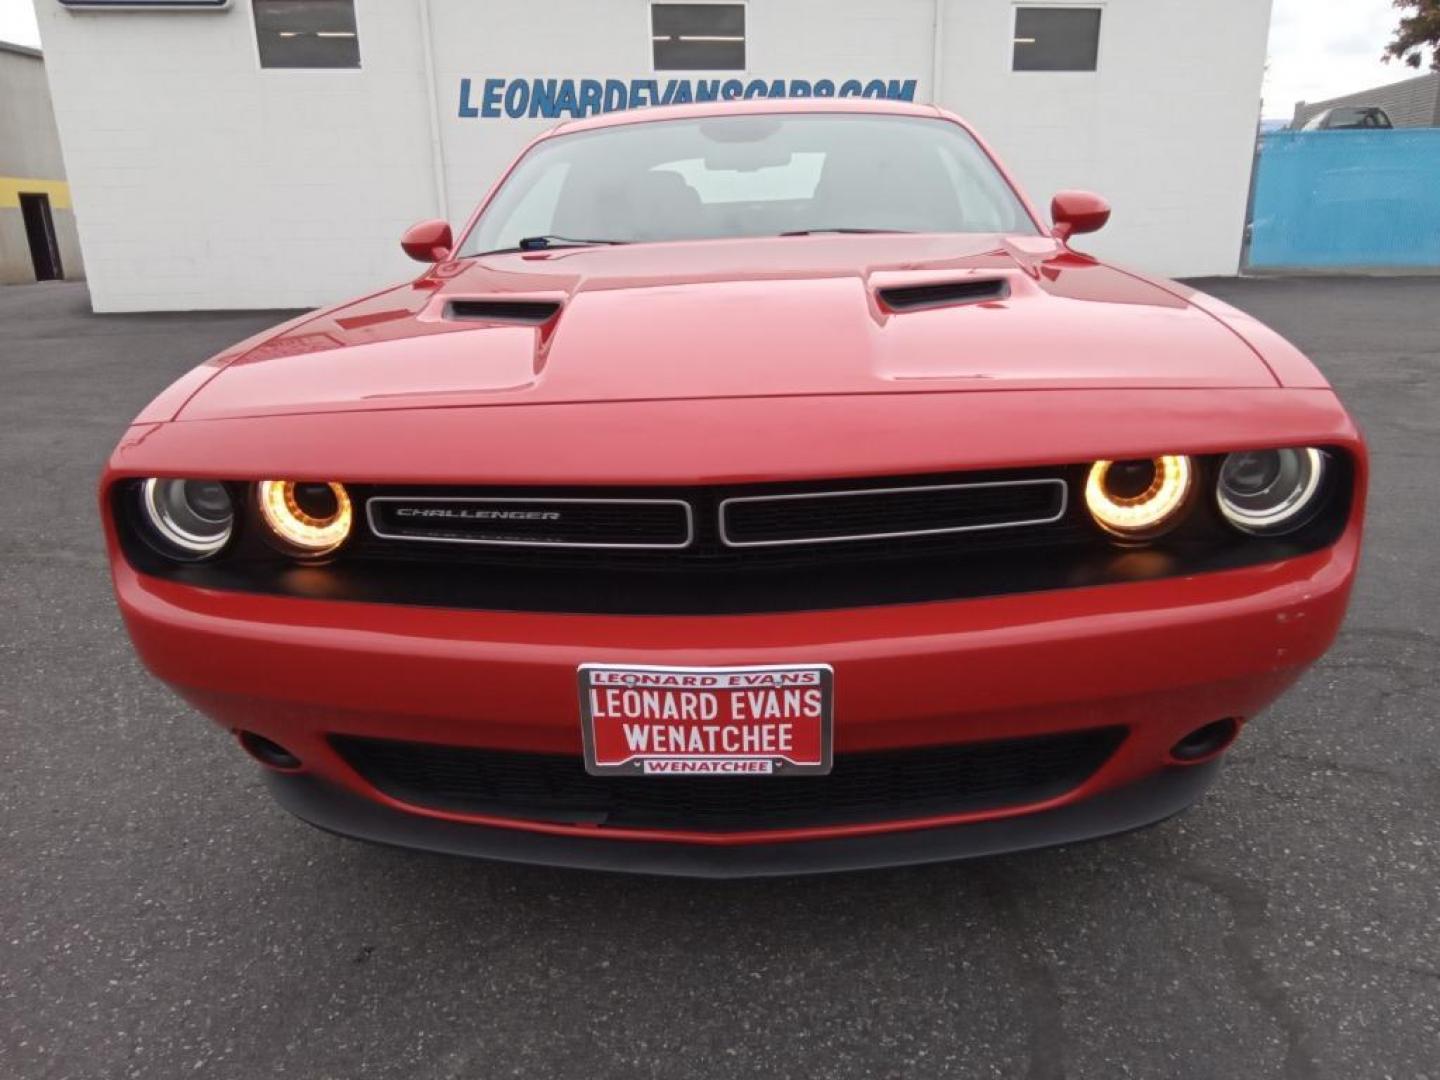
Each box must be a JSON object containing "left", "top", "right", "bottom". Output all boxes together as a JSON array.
[
  {"left": 267, "top": 760, "right": 1221, "bottom": 878},
  {"left": 110, "top": 515, "right": 1360, "bottom": 871}
]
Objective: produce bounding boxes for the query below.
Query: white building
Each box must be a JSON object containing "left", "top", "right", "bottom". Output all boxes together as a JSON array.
[{"left": 35, "top": 0, "right": 1273, "bottom": 312}]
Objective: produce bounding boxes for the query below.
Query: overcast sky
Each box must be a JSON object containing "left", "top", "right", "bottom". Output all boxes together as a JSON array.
[
  {"left": 0, "top": 0, "right": 37, "bottom": 50},
  {"left": 0, "top": 0, "right": 1422, "bottom": 119},
  {"left": 1264, "top": 0, "right": 1408, "bottom": 115}
]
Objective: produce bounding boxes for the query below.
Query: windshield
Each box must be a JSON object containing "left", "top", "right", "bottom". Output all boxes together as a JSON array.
[
  {"left": 460, "top": 114, "right": 1038, "bottom": 255},
  {"left": 1328, "top": 107, "right": 1392, "bottom": 129},
  {"left": 1308, "top": 107, "right": 1393, "bottom": 130}
]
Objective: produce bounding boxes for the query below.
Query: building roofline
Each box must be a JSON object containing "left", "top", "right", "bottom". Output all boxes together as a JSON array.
[
  {"left": 1296, "top": 68, "right": 1439, "bottom": 110},
  {"left": 0, "top": 40, "right": 44, "bottom": 60}
]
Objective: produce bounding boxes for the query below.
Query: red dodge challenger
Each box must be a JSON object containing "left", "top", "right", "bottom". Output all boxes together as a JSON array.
[{"left": 102, "top": 100, "right": 1366, "bottom": 876}]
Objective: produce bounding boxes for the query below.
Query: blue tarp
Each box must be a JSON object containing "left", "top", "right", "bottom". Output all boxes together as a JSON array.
[{"left": 1249, "top": 129, "right": 1440, "bottom": 269}]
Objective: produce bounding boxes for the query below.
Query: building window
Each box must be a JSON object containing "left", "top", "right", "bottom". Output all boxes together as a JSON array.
[
  {"left": 1012, "top": 6, "right": 1101, "bottom": 72},
  {"left": 254, "top": 0, "right": 361, "bottom": 70},
  {"left": 652, "top": 3, "right": 745, "bottom": 71}
]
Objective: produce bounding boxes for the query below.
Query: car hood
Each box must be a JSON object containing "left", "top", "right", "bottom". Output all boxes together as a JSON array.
[{"left": 175, "top": 234, "right": 1277, "bottom": 421}]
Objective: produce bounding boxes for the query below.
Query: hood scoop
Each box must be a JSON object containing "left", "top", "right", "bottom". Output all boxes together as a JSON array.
[
  {"left": 878, "top": 278, "right": 1010, "bottom": 313},
  {"left": 445, "top": 298, "right": 562, "bottom": 325}
]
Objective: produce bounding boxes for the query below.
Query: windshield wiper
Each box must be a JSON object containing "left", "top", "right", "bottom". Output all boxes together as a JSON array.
[
  {"left": 515, "top": 235, "right": 630, "bottom": 251},
  {"left": 779, "top": 228, "right": 913, "bottom": 237}
]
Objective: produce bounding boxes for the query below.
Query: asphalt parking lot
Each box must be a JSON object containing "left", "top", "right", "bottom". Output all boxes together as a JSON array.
[{"left": 2, "top": 276, "right": 1437, "bottom": 1079}]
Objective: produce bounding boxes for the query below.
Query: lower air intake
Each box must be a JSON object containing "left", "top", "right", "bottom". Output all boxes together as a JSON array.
[{"left": 332, "top": 727, "right": 1127, "bottom": 832}]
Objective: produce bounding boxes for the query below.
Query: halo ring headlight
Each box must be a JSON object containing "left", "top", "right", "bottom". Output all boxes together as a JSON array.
[
  {"left": 1085, "top": 455, "right": 1194, "bottom": 539},
  {"left": 1217, "top": 448, "right": 1327, "bottom": 535},
  {"left": 257, "top": 480, "right": 352, "bottom": 555},
  {"left": 139, "top": 478, "right": 233, "bottom": 560}
]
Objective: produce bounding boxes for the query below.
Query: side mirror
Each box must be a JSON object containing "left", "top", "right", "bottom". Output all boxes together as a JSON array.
[
  {"left": 1050, "top": 191, "right": 1111, "bottom": 241},
  {"left": 401, "top": 219, "right": 454, "bottom": 263}
]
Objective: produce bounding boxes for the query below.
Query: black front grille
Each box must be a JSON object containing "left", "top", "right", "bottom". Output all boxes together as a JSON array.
[
  {"left": 721, "top": 479, "right": 1066, "bottom": 547},
  {"left": 336, "top": 469, "right": 1096, "bottom": 613},
  {"left": 366, "top": 496, "right": 691, "bottom": 548},
  {"left": 332, "top": 728, "right": 1127, "bottom": 832}
]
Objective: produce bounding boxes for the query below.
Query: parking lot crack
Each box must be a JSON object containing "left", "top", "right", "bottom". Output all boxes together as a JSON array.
[
  {"left": 976, "top": 867, "right": 1068, "bottom": 1080},
  {"left": 1171, "top": 864, "right": 1321, "bottom": 1080}
]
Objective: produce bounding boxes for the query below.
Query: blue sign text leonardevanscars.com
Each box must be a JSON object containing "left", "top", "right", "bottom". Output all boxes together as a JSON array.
[{"left": 459, "top": 77, "right": 919, "bottom": 119}]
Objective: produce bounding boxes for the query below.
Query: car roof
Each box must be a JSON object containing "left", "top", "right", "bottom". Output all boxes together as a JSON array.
[{"left": 552, "top": 96, "right": 945, "bottom": 136}]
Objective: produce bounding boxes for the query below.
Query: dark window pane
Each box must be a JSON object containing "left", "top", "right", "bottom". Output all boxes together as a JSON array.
[
  {"left": 652, "top": 3, "right": 744, "bottom": 37},
  {"left": 255, "top": 0, "right": 360, "bottom": 70},
  {"left": 652, "top": 3, "right": 745, "bottom": 71},
  {"left": 1013, "top": 7, "right": 1101, "bottom": 72}
]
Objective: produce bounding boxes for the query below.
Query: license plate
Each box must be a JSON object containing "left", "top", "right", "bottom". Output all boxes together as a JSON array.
[{"left": 579, "top": 663, "right": 833, "bottom": 777}]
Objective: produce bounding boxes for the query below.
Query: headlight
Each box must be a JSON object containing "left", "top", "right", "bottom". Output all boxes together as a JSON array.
[
  {"left": 139, "top": 478, "right": 234, "bottom": 559},
  {"left": 257, "top": 480, "right": 352, "bottom": 556},
  {"left": 1216, "top": 448, "right": 1327, "bottom": 535},
  {"left": 1085, "top": 455, "right": 1194, "bottom": 539}
]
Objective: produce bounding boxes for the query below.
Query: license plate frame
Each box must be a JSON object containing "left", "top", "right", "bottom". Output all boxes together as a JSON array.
[{"left": 578, "top": 663, "right": 834, "bottom": 777}]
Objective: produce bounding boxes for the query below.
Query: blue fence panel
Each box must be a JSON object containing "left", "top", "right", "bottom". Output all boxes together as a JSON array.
[{"left": 1249, "top": 129, "right": 1440, "bottom": 269}]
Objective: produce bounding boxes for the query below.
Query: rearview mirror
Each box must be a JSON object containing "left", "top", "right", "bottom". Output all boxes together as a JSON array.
[
  {"left": 699, "top": 116, "right": 793, "bottom": 171},
  {"left": 1050, "top": 191, "right": 1111, "bottom": 241},
  {"left": 401, "top": 219, "right": 454, "bottom": 263}
]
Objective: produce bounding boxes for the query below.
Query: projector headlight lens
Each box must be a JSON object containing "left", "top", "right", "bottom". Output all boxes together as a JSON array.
[
  {"left": 257, "top": 480, "right": 352, "bottom": 555},
  {"left": 1217, "top": 448, "right": 1327, "bottom": 535},
  {"left": 139, "top": 478, "right": 234, "bottom": 560},
  {"left": 140, "top": 480, "right": 233, "bottom": 561},
  {"left": 1085, "top": 455, "right": 1194, "bottom": 539}
]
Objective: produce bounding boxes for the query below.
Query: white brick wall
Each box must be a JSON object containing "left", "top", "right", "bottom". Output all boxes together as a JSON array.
[
  {"left": 37, "top": 0, "right": 438, "bottom": 311},
  {"left": 940, "top": 0, "right": 1272, "bottom": 280},
  {"left": 37, "top": 0, "right": 1271, "bottom": 312}
]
